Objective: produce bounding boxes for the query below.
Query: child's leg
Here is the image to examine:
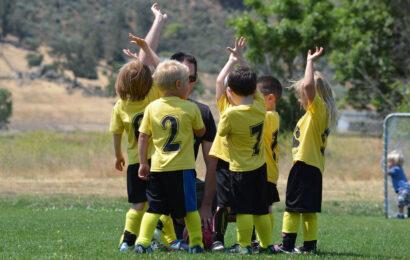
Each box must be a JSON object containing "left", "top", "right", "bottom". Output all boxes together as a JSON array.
[
  {"left": 212, "top": 207, "right": 229, "bottom": 243},
  {"left": 236, "top": 214, "right": 253, "bottom": 248},
  {"left": 301, "top": 213, "right": 318, "bottom": 249},
  {"left": 184, "top": 211, "right": 203, "bottom": 248},
  {"left": 121, "top": 202, "right": 147, "bottom": 245},
  {"left": 136, "top": 212, "right": 161, "bottom": 247},
  {"left": 253, "top": 214, "right": 273, "bottom": 248},
  {"left": 159, "top": 215, "right": 177, "bottom": 245},
  {"left": 281, "top": 211, "right": 300, "bottom": 250}
]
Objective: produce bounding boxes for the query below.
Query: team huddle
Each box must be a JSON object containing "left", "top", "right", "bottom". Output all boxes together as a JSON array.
[{"left": 109, "top": 3, "right": 336, "bottom": 255}]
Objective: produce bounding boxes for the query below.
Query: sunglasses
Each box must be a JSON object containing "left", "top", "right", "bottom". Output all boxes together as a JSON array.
[{"left": 189, "top": 75, "right": 197, "bottom": 83}]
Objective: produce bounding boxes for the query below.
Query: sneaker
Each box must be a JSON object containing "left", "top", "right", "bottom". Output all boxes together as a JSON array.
[
  {"left": 259, "top": 245, "right": 278, "bottom": 254},
  {"left": 295, "top": 245, "right": 317, "bottom": 254},
  {"left": 397, "top": 213, "right": 405, "bottom": 219},
  {"left": 251, "top": 240, "right": 260, "bottom": 252},
  {"left": 226, "top": 244, "right": 253, "bottom": 254},
  {"left": 134, "top": 244, "right": 153, "bottom": 254},
  {"left": 188, "top": 245, "right": 204, "bottom": 254},
  {"left": 169, "top": 239, "right": 189, "bottom": 251},
  {"left": 210, "top": 241, "right": 225, "bottom": 252},
  {"left": 119, "top": 242, "right": 133, "bottom": 252},
  {"left": 273, "top": 244, "right": 295, "bottom": 254}
]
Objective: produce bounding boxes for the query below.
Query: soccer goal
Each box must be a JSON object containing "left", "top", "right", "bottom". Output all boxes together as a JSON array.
[{"left": 383, "top": 113, "right": 410, "bottom": 218}]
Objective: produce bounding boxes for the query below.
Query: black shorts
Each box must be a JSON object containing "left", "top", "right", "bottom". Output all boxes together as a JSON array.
[
  {"left": 230, "top": 164, "right": 269, "bottom": 215},
  {"left": 216, "top": 159, "right": 233, "bottom": 208},
  {"left": 266, "top": 182, "right": 280, "bottom": 205},
  {"left": 127, "top": 163, "right": 148, "bottom": 204},
  {"left": 147, "top": 170, "right": 197, "bottom": 219},
  {"left": 285, "top": 161, "right": 322, "bottom": 213}
]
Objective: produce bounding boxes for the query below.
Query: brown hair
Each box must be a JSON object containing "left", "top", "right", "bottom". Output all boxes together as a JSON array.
[{"left": 115, "top": 60, "right": 153, "bottom": 101}]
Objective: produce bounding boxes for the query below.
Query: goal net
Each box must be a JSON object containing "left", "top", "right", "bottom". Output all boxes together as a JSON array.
[{"left": 383, "top": 113, "right": 410, "bottom": 218}]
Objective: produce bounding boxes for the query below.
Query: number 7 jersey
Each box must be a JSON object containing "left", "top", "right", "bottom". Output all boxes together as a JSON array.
[{"left": 139, "top": 96, "right": 204, "bottom": 172}]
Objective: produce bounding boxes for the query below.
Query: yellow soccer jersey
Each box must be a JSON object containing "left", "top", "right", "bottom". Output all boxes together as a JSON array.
[
  {"left": 209, "top": 94, "right": 231, "bottom": 162},
  {"left": 139, "top": 96, "right": 205, "bottom": 172},
  {"left": 264, "top": 111, "right": 280, "bottom": 184},
  {"left": 109, "top": 86, "right": 161, "bottom": 164},
  {"left": 217, "top": 95, "right": 266, "bottom": 172},
  {"left": 292, "top": 94, "right": 329, "bottom": 173}
]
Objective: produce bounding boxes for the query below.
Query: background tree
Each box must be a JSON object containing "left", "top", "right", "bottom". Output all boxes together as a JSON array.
[{"left": 0, "top": 88, "right": 12, "bottom": 129}]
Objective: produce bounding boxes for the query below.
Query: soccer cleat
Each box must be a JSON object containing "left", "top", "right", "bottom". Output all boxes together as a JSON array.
[
  {"left": 134, "top": 244, "right": 153, "bottom": 254},
  {"left": 258, "top": 245, "right": 278, "bottom": 254},
  {"left": 274, "top": 244, "right": 296, "bottom": 254},
  {"left": 188, "top": 245, "right": 204, "bottom": 254},
  {"left": 226, "top": 244, "right": 253, "bottom": 254},
  {"left": 251, "top": 240, "right": 260, "bottom": 252},
  {"left": 210, "top": 241, "right": 225, "bottom": 252},
  {"left": 169, "top": 239, "right": 189, "bottom": 251},
  {"left": 119, "top": 242, "right": 133, "bottom": 252},
  {"left": 295, "top": 245, "right": 317, "bottom": 255}
]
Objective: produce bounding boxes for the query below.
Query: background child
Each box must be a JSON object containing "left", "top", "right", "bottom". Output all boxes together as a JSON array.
[
  {"left": 109, "top": 36, "right": 160, "bottom": 252},
  {"left": 275, "top": 47, "right": 337, "bottom": 254},
  {"left": 135, "top": 60, "right": 206, "bottom": 254},
  {"left": 257, "top": 75, "right": 283, "bottom": 240},
  {"left": 387, "top": 150, "right": 410, "bottom": 219}
]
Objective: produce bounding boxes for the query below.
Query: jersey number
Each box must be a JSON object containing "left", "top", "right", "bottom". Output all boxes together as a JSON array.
[
  {"left": 132, "top": 113, "right": 144, "bottom": 139},
  {"left": 320, "top": 128, "right": 330, "bottom": 155},
  {"left": 250, "top": 122, "right": 264, "bottom": 155},
  {"left": 161, "top": 115, "right": 180, "bottom": 152},
  {"left": 271, "top": 130, "right": 279, "bottom": 161}
]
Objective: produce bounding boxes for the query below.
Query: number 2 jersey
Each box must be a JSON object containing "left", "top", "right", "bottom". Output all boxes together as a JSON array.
[
  {"left": 139, "top": 96, "right": 204, "bottom": 172},
  {"left": 264, "top": 111, "right": 280, "bottom": 184},
  {"left": 109, "top": 86, "right": 161, "bottom": 164},
  {"left": 217, "top": 94, "right": 266, "bottom": 172},
  {"left": 292, "top": 94, "right": 329, "bottom": 174}
]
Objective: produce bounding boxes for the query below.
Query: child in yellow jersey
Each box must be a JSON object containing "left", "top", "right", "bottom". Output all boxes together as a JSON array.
[
  {"left": 110, "top": 34, "right": 176, "bottom": 252},
  {"left": 135, "top": 60, "right": 206, "bottom": 254},
  {"left": 257, "top": 75, "right": 283, "bottom": 237},
  {"left": 275, "top": 47, "right": 337, "bottom": 254}
]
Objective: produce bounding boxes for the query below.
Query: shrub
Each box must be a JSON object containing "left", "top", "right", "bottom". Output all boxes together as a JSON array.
[
  {"left": 0, "top": 88, "right": 12, "bottom": 129},
  {"left": 26, "top": 53, "right": 43, "bottom": 68}
]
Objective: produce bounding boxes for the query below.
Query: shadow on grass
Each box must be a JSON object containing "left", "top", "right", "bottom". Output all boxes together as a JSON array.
[{"left": 318, "top": 250, "right": 388, "bottom": 258}]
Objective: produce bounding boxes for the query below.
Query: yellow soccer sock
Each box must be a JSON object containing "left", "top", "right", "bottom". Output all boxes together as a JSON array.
[
  {"left": 282, "top": 211, "right": 300, "bottom": 233},
  {"left": 302, "top": 213, "right": 318, "bottom": 241},
  {"left": 254, "top": 214, "right": 273, "bottom": 248},
  {"left": 124, "top": 205, "right": 147, "bottom": 236},
  {"left": 135, "top": 212, "right": 161, "bottom": 247},
  {"left": 159, "top": 215, "right": 177, "bottom": 245},
  {"left": 184, "top": 211, "right": 203, "bottom": 248},
  {"left": 236, "top": 214, "right": 253, "bottom": 248}
]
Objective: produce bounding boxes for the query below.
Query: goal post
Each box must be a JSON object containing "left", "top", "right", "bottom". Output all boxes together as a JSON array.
[{"left": 383, "top": 113, "right": 410, "bottom": 218}]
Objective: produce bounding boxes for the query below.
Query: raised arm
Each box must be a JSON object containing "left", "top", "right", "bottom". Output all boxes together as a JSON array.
[
  {"left": 216, "top": 37, "right": 247, "bottom": 100},
  {"left": 123, "top": 34, "right": 160, "bottom": 67},
  {"left": 303, "top": 47, "right": 324, "bottom": 103},
  {"left": 138, "top": 3, "right": 167, "bottom": 67}
]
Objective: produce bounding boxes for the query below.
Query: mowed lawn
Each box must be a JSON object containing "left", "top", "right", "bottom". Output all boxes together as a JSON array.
[{"left": 1, "top": 196, "right": 409, "bottom": 259}]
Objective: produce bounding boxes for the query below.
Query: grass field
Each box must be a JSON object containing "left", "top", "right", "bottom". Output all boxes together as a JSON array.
[{"left": 1, "top": 196, "right": 408, "bottom": 259}]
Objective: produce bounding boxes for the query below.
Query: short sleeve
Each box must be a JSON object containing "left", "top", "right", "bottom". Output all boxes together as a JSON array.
[
  {"left": 109, "top": 102, "right": 124, "bottom": 134},
  {"left": 308, "top": 94, "right": 326, "bottom": 116},
  {"left": 202, "top": 108, "right": 216, "bottom": 142},
  {"left": 217, "top": 93, "right": 230, "bottom": 114},
  {"left": 147, "top": 85, "right": 162, "bottom": 102},
  {"left": 192, "top": 105, "right": 205, "bottom": 130},
  {"left": 139, "top": 105, "right": 152, "bottom": 135},
  {"left": 217, "top": 111, "right": 231, "bottom": 137}
]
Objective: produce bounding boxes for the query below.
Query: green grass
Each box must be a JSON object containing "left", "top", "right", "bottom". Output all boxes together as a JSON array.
[{"left": 1, "top": 196, "right": 409, "bottom": 259}]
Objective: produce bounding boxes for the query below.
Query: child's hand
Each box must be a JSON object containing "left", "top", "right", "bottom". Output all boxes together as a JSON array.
[
  {"left": 122, "top": 48, "right": 139, "bottom": 59},
  {"left": 227, "top": 36, "right": 246, "bottom": 63},
  {"left": 129, "top": 33, "right": 148, "bottom": 49},
  {"left": 307, "top": 46, "right": 324, "bottom": 62},
  {"left": 138, "top": 163, "right": 150, "bottom": 181},
  {"left": 115, "top": 156, "right": 125, "bottom": 172},
  {"left": 151, "top": 3, "right": 168, "bottom": 21}
]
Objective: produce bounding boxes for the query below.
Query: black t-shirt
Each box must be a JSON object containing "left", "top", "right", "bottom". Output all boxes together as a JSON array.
[{"left": 189, "top": 99, "right": 216, "bottom": 159}]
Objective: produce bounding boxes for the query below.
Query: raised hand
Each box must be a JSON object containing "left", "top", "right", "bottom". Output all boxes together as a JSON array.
[
  {"left": 226, "top": 36, "right": 246, "bottom": 63},
  {"left": 128, "top": 33, "right": 147, "bottom": 49},
  {"left": 151, "top": 3, "right": 168, "bottom": 21},
  {"left": 122, "top": 48, "right": 139, "bottom": 60},
  {"left": 307, "top": 46, "right": 324, "bottom": 62}
]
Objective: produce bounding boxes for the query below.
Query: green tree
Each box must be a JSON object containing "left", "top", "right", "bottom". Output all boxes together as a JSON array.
[{"left": 0, "top": 88, "right": 12, "bottom": 129}]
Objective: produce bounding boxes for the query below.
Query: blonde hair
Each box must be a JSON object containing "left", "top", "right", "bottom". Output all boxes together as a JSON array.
[
  {"left": 115, "top": 60, "right": 152, "bottom": 101},
  {"left": 388, "top": 150, "right": 404, "bottom": 166},
  {"left": 290, "top": 71, "right": 337, "bottom": 126},
  {"left": 153, "top": 60, "right": 189, "bottom": 91}
]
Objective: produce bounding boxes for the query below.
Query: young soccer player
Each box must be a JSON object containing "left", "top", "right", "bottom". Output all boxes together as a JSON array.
[
  {"left": 275, "top": 47, "right": 337, "bottom": 254},
  {"left": 110, "top": 36, "right": 161, "bottom": 252},
  {"left": 135, "top": 60, "right": 206, "bottom": 254},
  {"left": 257, "top": 75, "right": 283, "bottom": 236},
  {"left": 387, "top": 150, "right": 410, "bottom": 219}
]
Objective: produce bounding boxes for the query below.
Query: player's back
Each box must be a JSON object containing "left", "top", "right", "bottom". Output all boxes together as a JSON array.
[{"left": 264, "top": 111, "right": 280, "bottom": 184}]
